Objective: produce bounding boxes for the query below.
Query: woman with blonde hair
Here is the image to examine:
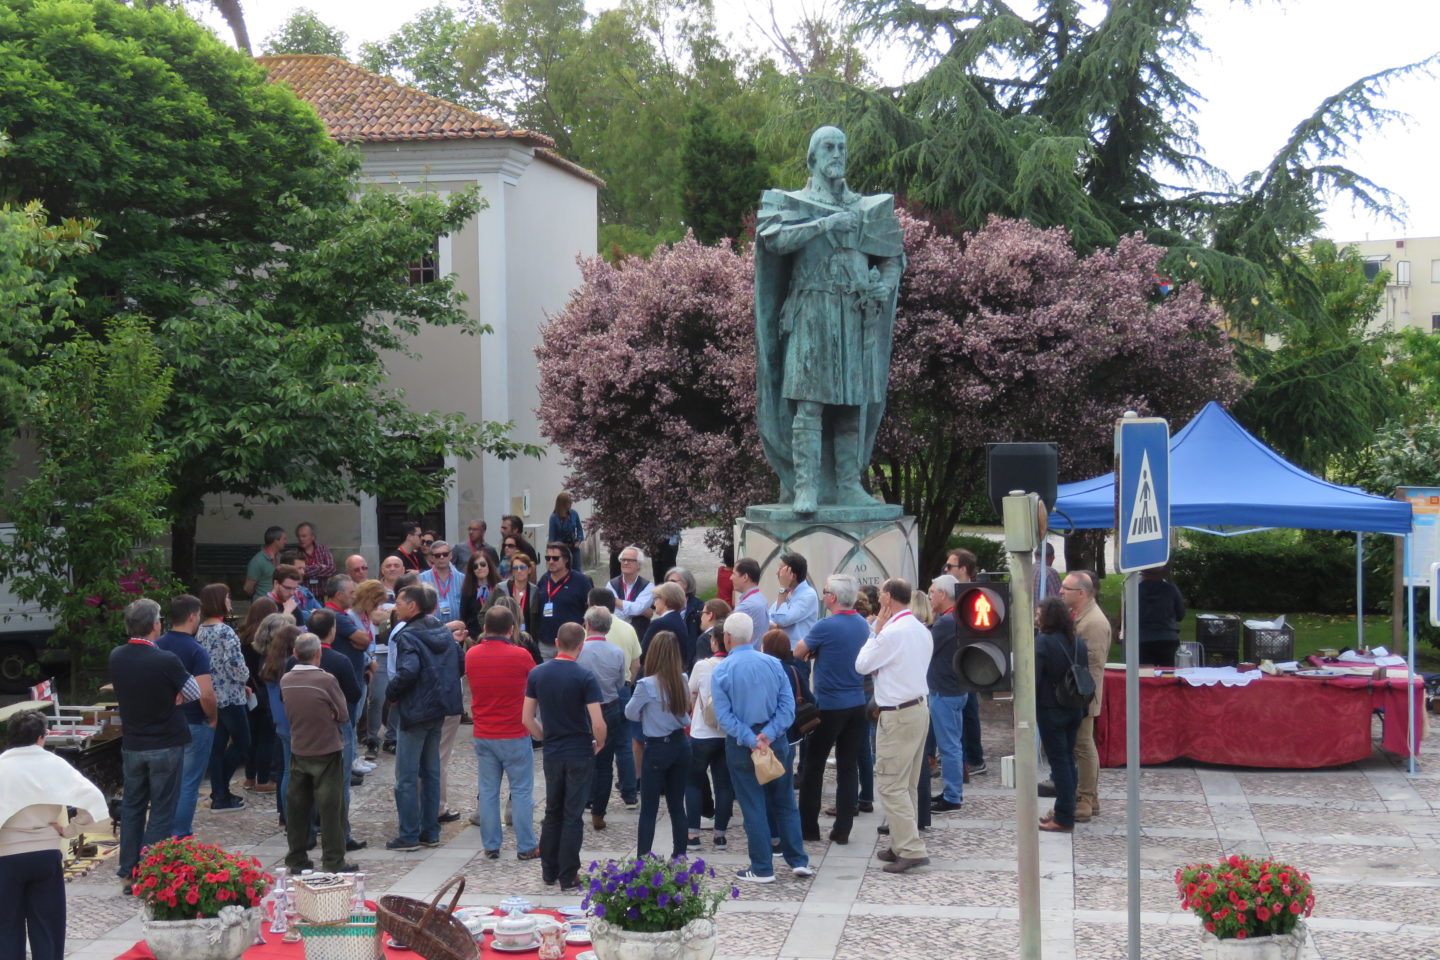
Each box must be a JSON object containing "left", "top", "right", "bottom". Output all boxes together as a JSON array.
[
  {"left": 624, "top": 633, "right": 690, "bottom": 859},
  {"left": 352, "top": 578, "right": 391, "bottom": 756}
]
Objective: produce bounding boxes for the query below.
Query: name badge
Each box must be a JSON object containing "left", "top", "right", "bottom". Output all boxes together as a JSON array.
[
  {"left": 438, "top": 603, "right": 453, "bottom": 617},
  {"left": 543, "top": 602, "right": 555, "bottom": 618}
]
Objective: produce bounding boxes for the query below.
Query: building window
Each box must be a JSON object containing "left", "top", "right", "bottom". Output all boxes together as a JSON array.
[
  {"left": 1431, "top": 260, "right": 1440, "bottom": 283},
  {"left": 1432, "top": 314, "right": 1440, "bottom": 333},
  {"left": 407, "top": 238, "right": 440, "bottom": 286},
  {"left": 1396, "top": 260, "right": 1411, "bottom": 285}
]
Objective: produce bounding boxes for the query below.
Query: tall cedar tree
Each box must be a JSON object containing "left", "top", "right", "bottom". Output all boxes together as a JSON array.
[
  {"left": 0, "top": 0, "right": 538, "bottom": 582},
  {"left": 679, "top": 103, "right": 770, "bottom": 244}
]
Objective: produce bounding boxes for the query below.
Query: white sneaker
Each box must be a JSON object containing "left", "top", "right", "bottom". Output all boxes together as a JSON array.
[
  {"left": 352, "top": 759, "right": 376, "bottom": 773},
  {"left": 792, "top": 865, "right": 815, "bottom": 878}
]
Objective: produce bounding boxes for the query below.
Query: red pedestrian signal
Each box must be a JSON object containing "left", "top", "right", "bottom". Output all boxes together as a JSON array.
[
  {"left": 953, "top": 583, "right": 1011, "bottom": 693},
  {"left": 959, "top": 587, "right": 1006, "bottom": 635}
]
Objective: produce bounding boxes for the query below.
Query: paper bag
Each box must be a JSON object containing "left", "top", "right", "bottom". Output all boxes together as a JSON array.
[{"left": 752, "top": 745, "right": 783, "bottom": 785}]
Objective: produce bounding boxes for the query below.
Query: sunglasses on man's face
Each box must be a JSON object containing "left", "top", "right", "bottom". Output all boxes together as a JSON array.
[{"left": 545, "top": 555, "right": 563, "bottom": 562}]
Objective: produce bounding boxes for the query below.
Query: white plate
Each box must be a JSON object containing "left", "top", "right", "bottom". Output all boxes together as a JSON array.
[
  {"left": 492, "top": 936, "right": 542, "bottom": 953},
  {"left": 1295, "top": 668, "right": 1344, "bottom": 678},
  {"left": 558, "top": 904, "right": 588, "bottom": 918},
  {"left": 385, "top": 936, "right": 411, "bottom": 950},
  {"left": 576, "top": 952, "right": 598, "bottom": 960},
  {"left": 566, "top": 930, "right": 592, "bottom": 945}
]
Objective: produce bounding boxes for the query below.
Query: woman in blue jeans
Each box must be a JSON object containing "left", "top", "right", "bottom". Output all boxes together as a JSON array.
[
  {"left": 625, "top": 632, "right": 691, "bottom": 859},
  {"left": 260, "top": 624, "right": 301, "bottom": 824},
  {"left": 197, "top": 585, "right": 252, "bottom": 812},
  {"left": 1035, "top": 597, "right": 1086, "bottom": 832},
  {"left": 686, "top": 605, "right": 733, "bottom": 849}
]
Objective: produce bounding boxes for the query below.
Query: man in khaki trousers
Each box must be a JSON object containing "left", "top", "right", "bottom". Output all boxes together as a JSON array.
[
  {"left": 855, "top": 578, "right": 933, "bottom": 873},
  {"left": 1061, "top": 571, "right": 1111, "bottom": 822}
]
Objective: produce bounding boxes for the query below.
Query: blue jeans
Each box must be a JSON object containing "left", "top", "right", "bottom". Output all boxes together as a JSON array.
[
  {"left": 963, "top": 693, "right": 985, "bottom": 767},
  {"left": 173, "top": 721, "right": 214, "bottom": 836},
  {"left": 686, "top": 737, "right": 732, "bottom": 833},
  {"left": 928, "top": 693, "right": 968, "bottom": 804},
  {"left": 590, "top": 701, "right": 625, "bottom": 816},
  {"left": 473, "top": 736, "right": 536, "bottom": 853},
  {"left": 118, "top": 745, "right": 185, "bottom": 880},
  {"left": 276, "top": 734, "right": 292, "bottom": 822},
  {"left": 1037, "top": 706, "right": 1083, "bottom": 827},
  {"left": 637, "top": 732, "right": 690, "bottom": 859},
  {"left": 394, "top": 717, "right": 442, "bottom": 844},
  {"left": 0, "top": 849, "right": 64, "bottom": 960},
  {"left": 208, "top": 703, "right": 250, "bottom": 802},
  {"left": 365, "top": 654, "right": 389, "bottom": 744},
  {"left": 724, "top": 735, "right": 807, "bottom": 877},
  {"left": 857, "top": 719, "right": 876, "bottom": 805},
  {"left": 614, "top": 685, "right": 637, "bottom": 800}
]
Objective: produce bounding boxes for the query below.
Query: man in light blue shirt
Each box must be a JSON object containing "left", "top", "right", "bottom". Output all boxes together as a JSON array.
[
  {"left": 710, "top": 612, "right": 811, "bottom": 884},
  {"left": 731, "top": 558, "right": 770, "bottom": 648},
  {"left": 767, "top": 551, "right": 818, "bottom": 688}
]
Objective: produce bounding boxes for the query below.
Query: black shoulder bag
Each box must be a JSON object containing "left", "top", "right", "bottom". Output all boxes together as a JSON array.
[{"left": 1054, "top": 634, "right": 1096, "bottom": 710}]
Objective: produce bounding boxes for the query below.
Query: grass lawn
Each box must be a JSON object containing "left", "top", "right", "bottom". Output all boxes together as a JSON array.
[{"left": 1092, "top": 573, "right": 1440, "bottom": 671}]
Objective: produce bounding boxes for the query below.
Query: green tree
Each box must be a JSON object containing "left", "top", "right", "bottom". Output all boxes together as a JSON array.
[
  {"left": 1234, "top": 239, "right": 1398, "bottom": 475},
  {"left": 678, "top": 102, "right": 770, "bottom": 244},
  {"left": 0, "top": 0, "right": 538, "bottom": 581},
  {"left": 357, "top": 4, "right": 482, "bottom": 108},
  {"left": 262, "top": 7, "right": 348, "bottom": 57},
  {"left": 1, "top": 316, "right": 178, "bottom": 693},
  {"left": 802, "top": 1, "right": 1429, "bottom": 331}
]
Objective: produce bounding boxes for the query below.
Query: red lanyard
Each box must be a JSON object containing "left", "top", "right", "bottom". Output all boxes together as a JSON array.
[
  {"left": 585, "top": 636, "right": 607, "bottom": 644},
  {"left": 431, "top": 570, "right": 454, "bottom": 603},
  {"left": 554, "top": 653, "right": 577, "bottom": 662},
  {"left": 741, "top": 588, "right": 760, "bottom": 603},
  {"left": 545, "top": 575, "right": 571, "bottom": 602},
  {"left": 621, "top": 578, "right": 640, "bottom": 600},
  {"left": 398, "top": 548, "right": 419, "bottom": 567},
  {"left": 127, "top": 638, "right": 155, "bottom": 646},
  {"left": 835, "top": 609, "right": 858, "bottom": 615},
  {"left": 886, "top": 610, "right": 915, "bottom": 628}
]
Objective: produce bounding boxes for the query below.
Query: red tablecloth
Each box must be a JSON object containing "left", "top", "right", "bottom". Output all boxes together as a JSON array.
[
  {"left": 1094, "top": 668, "right": 1425, "bottom": 768},
  {"left": 115, "top": 908, "right": 593, "bottom": 959}
]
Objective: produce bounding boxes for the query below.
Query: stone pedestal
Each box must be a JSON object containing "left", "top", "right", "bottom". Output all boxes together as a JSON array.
[{"left": 735, "top": 511, "right": 919, "bottom": 597}]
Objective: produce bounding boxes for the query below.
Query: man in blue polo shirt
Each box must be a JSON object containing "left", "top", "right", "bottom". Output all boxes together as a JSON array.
[
  {"left": 156, "top": 594, "right": 218, "bottom": 835},
  {"left": 794, "top": 574, "right": 869, "bottom": 845},
  {"left": 710, "top": 612, "right": 812, "bottom": 884}
]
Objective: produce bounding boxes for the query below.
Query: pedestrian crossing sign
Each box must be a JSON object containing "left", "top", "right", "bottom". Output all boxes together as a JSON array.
[{"left": 1115, "top": 417, "right": 1170, "bottom": 572}]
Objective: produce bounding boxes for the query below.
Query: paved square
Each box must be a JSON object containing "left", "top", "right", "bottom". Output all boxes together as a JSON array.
[{"left": 60, "top": 700, "right": 1439, "bottom": 959}]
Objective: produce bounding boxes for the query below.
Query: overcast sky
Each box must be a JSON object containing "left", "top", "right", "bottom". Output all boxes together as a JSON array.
[{"left": 213, "top": 0, "right": 1440, "bottom": 241}]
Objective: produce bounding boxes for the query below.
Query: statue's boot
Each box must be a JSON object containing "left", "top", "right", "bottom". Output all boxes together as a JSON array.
[
  {"left": 792, "top": 421, "right": 822, "bottom": 515},
  {"left": 835, "top": 410, "right": 881, "bottom": 507}
]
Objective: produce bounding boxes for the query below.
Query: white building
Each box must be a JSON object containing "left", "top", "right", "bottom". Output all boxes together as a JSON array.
[
  {"left": 193, "top": 54, "right": 599, "bottom": 567},
  {"left": 1338, "top": 235, "right": 1440, "bottom": 334}
]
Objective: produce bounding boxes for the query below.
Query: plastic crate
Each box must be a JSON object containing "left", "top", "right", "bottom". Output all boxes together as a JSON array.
[
  {"left": 1195, "top": 614, "right": 1241, "bottom": 666},
  {"left": 1243, "top": 623, "right": 1294, "bottom": 663}
]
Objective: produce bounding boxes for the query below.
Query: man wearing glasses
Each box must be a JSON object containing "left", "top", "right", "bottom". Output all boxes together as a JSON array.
[
  {"left": 533, "top": 542, "right": 593, "bottom": 661},
  {"left": 419, "top": 541, "right": 460, "bottom": 622},
  {"left": 394, "top": 524, "right": 425, "bottom": 572},
  {"left": 607, "top": 545, "right": 654, "bottom": 635}
]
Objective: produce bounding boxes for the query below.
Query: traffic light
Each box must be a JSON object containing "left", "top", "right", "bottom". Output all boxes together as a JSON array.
[{"left": 953, "top": 582, "right": 1012, "bottom": 694}]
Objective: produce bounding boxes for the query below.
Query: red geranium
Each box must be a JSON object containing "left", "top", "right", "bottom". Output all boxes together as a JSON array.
[
  {"left": 1175, "top": 857, "right": 1312, "bottom": 941},
  {"left": 130, "top": 837, "right": 272, "bottom": 922}
]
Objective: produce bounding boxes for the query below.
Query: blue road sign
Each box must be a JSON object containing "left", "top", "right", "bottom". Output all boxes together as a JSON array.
[{"left": 1115, "top": 417, "right": 1170, "bottom": 573}]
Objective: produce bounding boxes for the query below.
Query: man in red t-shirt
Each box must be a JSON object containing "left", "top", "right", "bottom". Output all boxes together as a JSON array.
[{"left": 464, "top": 605, "right": 539, "bottom": 859}]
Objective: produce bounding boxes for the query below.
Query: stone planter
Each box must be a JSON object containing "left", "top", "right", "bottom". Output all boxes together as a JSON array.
[
  {"left": 141, "top": 904, "right": 263, "bottom": 960},
  {"left": 590, "top": 916, "right": 717, "bottom": 960},
  {"left": 1198, "top": 921, "right": 1308, "bottom": 960}
]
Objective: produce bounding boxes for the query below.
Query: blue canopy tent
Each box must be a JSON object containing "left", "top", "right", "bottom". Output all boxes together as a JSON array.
[
  {"left": 1050, "top": 401, "right": 1412, "bottom": 537},
  {"left": 1050, "top": 400, "right": 1419, "bottom": 769}
]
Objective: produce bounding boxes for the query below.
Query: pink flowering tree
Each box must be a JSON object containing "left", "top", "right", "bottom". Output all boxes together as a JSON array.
[
  {"left": 537, "top": 214, "right": 1242, "bottom": 571},
  {"left": 535, "top": 236, "right": 773, "bottom": 553}
]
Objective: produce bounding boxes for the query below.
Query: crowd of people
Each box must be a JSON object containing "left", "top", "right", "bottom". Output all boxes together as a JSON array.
[{"left": 16, "top": 510, "right": 1114, "bottom": 937}]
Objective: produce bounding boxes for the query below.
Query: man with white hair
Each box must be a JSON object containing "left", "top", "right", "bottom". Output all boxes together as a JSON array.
[
  {"left": 710, "top": 612, "right": 813, "bottom": 884},
  {"left": 607, "top": 544, "right": 654, "bottom": 635},
  {"left": 577, "top": 605, "right": 629, "bottom": 830},
  {"left": 855, "top": 578, "right": 932, "bottom": 874},
  {"left": 1060, "top": 570, "right": 1110, "bottom": 822},
  {"left": 926, "top": 574, "right": 966, "bottom": 813},
  {"left": 794, "top": 574, "right": 869, "bottom": 844}
]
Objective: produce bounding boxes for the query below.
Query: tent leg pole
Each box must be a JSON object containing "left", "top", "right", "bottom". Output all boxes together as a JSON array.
[
  {"left": 1406, "top": 534, "right": 1417, "bottom": 776},
  {"left": 1356, "top": 532, "right": 1363, "bottom": 649}
]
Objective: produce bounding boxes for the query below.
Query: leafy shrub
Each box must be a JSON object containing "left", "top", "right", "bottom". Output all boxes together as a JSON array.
[{"left": 1169, "top": 530, "right": 1386, "bottom": 614}]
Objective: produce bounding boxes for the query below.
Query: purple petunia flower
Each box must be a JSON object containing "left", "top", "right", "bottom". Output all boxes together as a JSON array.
[
  {"left": 628, "top": 907, "right": 640, "bottom": 920},
  {"left": 730, "top": 886, "right": 740, "bottom": 899},
  {"left": 690, "top": 881, "right": 699, "bottom": 894},
  {"left": 692, "top": 858, "right": 705, "bottom": 873},
  {"left": 658, "top": 892, "right": 670, "bottom": 907},
  {"left": 672, "top": 891, "right": 683, "bottom": 903},
  {"left": 636, "top": 885, "right": 650, "bottom": 899}
]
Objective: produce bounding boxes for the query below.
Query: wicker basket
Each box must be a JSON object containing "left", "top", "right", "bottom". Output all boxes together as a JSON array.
[
  {"left": 377, "top": 875, "right": 479, "bottom": 960},
  {"left": 294, "top": 873, "right": 357, "bottom": 925},
  {"left": 296, "top": 911, "right": 384, "bottom": 960}
]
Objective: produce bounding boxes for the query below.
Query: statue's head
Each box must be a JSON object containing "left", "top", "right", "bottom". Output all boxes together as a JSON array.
[{"left": 806, "top": 126, "right": 847, "bottom": 180}]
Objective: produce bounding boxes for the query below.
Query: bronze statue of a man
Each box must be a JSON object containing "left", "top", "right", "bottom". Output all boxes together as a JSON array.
[{"left": 754, "top": 126, "right": 905, "bottom": 516}]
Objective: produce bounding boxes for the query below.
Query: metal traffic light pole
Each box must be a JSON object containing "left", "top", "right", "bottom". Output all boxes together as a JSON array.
[{"left": 1003, "top": 491, "right": 1041, "bottom": 960}]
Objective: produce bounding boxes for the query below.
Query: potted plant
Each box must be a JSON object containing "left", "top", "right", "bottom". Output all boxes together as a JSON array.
[
  {"left": 1175, "top": 854, "right": 1314, "bottom": 959},
  {"left": 582, "top": 855, "right": 737, "bottom": 960},
  {"left": 129, "top": 836, "right": 271, "bottom": 960}
]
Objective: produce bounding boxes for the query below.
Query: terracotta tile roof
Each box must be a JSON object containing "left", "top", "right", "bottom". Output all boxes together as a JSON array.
[{"left": 257, "top": 53, "right": 552, "bottom": 147}]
